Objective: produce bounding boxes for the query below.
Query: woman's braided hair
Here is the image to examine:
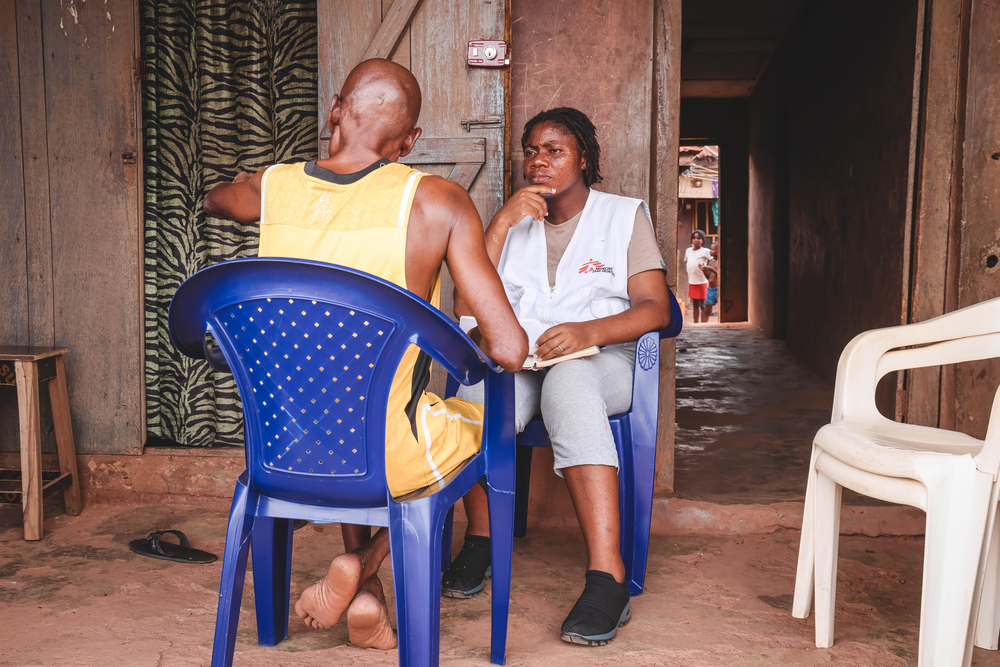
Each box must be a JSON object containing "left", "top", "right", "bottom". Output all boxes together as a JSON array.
[{"left": 521, "top": 107, "right": 603, "bottom": 187}]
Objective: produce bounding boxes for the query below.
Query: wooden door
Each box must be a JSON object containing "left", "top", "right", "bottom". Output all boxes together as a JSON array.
[
  {"left": 1, "top": 0, "right": 143, "bottom": 455},
  {"left": 317, "top": 0, "right": 508, "bottom": 324}
]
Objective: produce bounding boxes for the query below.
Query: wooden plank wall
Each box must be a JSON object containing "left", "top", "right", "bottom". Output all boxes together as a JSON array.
[
  {"left": 955, "top": 0, "right": 1000, "bottom": 439},
  {"left": 905, "top": 0, "right": 970, "bottom": 429},
  {"left": 0, "top": 0, "right": 142, "bottom": 455},
  {"left": 510, "top": 0, "right": 684, "bottom": 493},
  {"left": 0, "top": 1, "right": 31, "bottom": 448}
]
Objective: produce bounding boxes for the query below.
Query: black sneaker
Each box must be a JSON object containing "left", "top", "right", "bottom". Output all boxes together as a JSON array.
[
  {"left": 560, "top": 570, "right": 632, "bottom": 646},
  {"left": 442, "top": 535, "right": 492, "bottom": 598}
]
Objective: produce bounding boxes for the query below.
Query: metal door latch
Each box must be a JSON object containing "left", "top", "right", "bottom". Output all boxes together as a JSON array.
[
  {"left": 460, "top": 116, "right": 504, "bottom": 132},
  {"left": 467, "top": 40, "right": 509, "bottom": 67}
]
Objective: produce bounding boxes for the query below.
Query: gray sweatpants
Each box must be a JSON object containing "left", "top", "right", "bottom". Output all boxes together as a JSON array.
[{"left": 457, "top": 345, "right": 634, "bottom": 475}]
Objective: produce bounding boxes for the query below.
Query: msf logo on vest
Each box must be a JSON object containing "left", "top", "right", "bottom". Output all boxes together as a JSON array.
[{"left": 578, "top": 259, "right": 615, "bottom": 277}]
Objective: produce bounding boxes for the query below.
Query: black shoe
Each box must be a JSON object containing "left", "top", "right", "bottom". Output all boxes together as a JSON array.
[
  {"left": 442, "top": 535, "right": 492, "bottom": 598},
  {"left": 560, "top": 570, "right": 632, "bottom": 646}
]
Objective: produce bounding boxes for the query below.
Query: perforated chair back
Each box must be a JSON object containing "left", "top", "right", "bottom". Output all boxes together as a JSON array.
[{"left": 169, "top": 258, "right": 488, "bottom": 509}]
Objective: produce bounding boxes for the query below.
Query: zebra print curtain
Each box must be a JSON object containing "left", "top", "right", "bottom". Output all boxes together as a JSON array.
[{"left": 141, "top": 0, "right": 318, "bottom": 447}]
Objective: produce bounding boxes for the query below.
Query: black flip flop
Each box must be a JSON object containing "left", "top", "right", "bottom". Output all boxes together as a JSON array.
[{"left": 128, "top": 530, "right": 218, "bottom": 564}]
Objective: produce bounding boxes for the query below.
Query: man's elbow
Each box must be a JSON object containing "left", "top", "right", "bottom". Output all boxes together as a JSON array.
[
  {"left": 495, "top": 336, "right": 529, "bottom": 373},
  {"left": 203, "top": 187, "right": 227, "bottom": 219}
]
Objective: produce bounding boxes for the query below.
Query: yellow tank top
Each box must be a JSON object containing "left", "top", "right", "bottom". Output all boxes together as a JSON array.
[{"left": 257, "top": 160, "right": 483, "bottom": 497}]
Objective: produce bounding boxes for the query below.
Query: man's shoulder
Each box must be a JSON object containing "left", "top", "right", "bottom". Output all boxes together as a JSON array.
[{"left": 413, "top": 173, "right": 467, "bottom": 201}]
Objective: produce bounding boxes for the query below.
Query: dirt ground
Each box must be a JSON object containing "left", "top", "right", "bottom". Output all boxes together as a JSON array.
[{"left": 2, "top": 498, "right": 999, "bottom": 667}]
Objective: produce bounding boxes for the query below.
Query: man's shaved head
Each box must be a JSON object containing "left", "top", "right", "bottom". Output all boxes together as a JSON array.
[{"left": 339, "top": 59, "right": 422, "bottom": 143}]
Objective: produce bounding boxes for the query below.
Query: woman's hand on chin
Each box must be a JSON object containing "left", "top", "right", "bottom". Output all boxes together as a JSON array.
[
  {"left": 534, "top": 322, "right": 593, "bottom": 360},
  {"left": 493, "top": 185, "right": 556, "bottom": 228}
]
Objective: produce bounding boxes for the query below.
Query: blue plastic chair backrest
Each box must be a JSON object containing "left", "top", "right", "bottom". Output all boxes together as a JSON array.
[{"left": 169, "top": 258, "right": 491, "bottom": 509}]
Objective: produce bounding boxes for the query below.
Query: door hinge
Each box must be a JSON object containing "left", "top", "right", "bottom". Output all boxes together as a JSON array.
[
  {"left": 460, "top": 116, "right": 504, "bottom": 133},
  {"left": 133, "top": 57, "right": 146, "bottom": 81}
]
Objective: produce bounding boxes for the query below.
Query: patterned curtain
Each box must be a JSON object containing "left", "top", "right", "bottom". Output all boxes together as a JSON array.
[{"left": 141, "top": 0, "right": 318, "bottom": 446}]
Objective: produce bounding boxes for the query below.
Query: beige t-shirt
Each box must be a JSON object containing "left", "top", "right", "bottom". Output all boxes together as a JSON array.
[{"left": 544, "top": 206, "right": 666, "bottom": 288}]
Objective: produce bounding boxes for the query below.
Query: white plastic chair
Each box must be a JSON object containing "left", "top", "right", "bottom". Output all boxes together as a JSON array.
[{"left": 792, "top": 297, "right": 1000, "bottom": 666}]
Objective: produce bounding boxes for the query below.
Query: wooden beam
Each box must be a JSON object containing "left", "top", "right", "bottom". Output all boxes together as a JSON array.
[
  {"left": 652, "top": 0, "right": 682, "bottom": 492},
  {"left": 682, "top": 52, "right": 770, "bottom": 80},
  {"left": 683, "top": 23, "right": 787, "bottom": 40},
  {"left": 686, "top": 39, "right": 776, "bottom": 53},
  {"left": 681, "top": 79, "right": 755, "bottom": 98},
  {"left": 399, "top": 137, "right": 486, "bottom": 165},
  {"left": 363, "top": 0, "right": 424, "bottom": 61},
  {"left": 445, "top": 163, "right": 483, "bottom": 190}
]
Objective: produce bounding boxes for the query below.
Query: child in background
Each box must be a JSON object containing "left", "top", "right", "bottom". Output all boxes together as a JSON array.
[
  {"left": 684, "top": 230, "right": 712, "bottom": 322},
  {"left": 702, "top": 242, "right": 719, "bottom": 321}
]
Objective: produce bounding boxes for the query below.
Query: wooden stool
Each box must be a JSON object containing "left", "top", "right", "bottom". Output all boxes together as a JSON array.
[{"left": 0, "top": 347, "right": 82, "bottom": 540}]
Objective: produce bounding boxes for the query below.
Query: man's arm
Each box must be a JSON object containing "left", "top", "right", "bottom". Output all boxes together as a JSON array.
[
  {"left": 454, "top": 185, "right": 552, "bottom": 316},
  {"left": 203, "top": 170, "right": 265, "bottom": 223},
  {"left": 410, "top": 178, "right": 528, "bottom": 372}
]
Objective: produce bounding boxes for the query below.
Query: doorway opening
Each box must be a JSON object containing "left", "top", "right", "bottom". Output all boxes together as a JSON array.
[{"left": 677, "top": 144, "right": 721, "bottom": 325}]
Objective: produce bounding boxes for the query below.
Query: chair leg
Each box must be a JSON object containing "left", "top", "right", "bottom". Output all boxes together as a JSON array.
[
  {"left": 442, "top": 505, "right": 455, "bottom": 572},
  {"left": 918, "top": 474, "right": 993, "bottom": 667},
  {"left": 388, "top": 496, "right": 445, "bottom": 667},
  {"left": 15, "top": 361, "right": 43, "bottom": 541},
  {"left": 812, "top": 469, "right": 841, "bottom": 649},
  {"left": 211, "top": 479, "right": 255, "bottom": 667},
  {"left": 620, "top": 428, "right": 655, "bottom": 597},
  {"left": 513, "top": 445, "right": 533, "bottom": 539},
  {"left": 49, "top": 355, "right": 82, "bottom": 516},
  {"left": 487, "top": 484, "right": 515, "bottom": 666},
  {"left": 251, "top": 517, "right": 294, "bottom": 647},
  {"left": 793, "top": 445, "right": 820, "bottom": 619},
  {"left": 975, "top": 497, "right": 1000, "bottom": 650}
]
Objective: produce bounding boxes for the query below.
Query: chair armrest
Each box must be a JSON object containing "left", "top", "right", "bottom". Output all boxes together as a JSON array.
[
  {"left": 660, "top": 288, "right": 684, "bottom": 340},
  {"left": 834, "top": 297, "right": 1000, "bottom": 423}
]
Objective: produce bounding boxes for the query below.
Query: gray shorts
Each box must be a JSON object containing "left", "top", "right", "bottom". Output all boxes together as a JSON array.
[{"left": 457, "top": 345, "right": 634, "bottom": 475}]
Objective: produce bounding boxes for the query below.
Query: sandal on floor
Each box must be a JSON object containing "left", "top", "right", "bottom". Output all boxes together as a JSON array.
[
  {"left": 442, "top": 535, "right": 492, "bottom": 598},
  {"left": 128, "top": 530, "right": 218, "bottom": 564}
]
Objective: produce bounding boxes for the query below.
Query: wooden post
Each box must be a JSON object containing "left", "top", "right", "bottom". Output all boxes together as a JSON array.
[
  {"left": 652, "top": 0, "right": 682, "bottom": 492},
  {"left": 906, "top": 0, "right": 972, "bottom": 428},
  {"left": 49, "top": 355, "right": 82, "bottom": 515},
  {"left": 15, "top": 360, "right": 43, "bottom": 540}
]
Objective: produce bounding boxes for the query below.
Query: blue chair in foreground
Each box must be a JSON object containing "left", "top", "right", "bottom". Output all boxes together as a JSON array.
[
  {"left": 168, "top": 258, "right": 516, "bottom": 667},
  {"left": 445, "top": 289, "right": 683, "bottom": 596}
]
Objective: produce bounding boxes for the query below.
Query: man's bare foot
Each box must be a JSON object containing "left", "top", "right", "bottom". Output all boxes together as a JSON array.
[
  {"left": 295, "top": 553, "right": 364, "bottom": 629},
  {"left": 347, "top": 576, "right": 397, "bottom": 650}
]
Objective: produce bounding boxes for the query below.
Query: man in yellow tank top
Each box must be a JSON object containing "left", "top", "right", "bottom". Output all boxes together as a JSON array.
[{"left": 204, "top": 59, "right": 526, "bottom": 649}]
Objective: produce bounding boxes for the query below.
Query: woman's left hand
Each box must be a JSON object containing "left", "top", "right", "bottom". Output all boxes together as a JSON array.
[{"left": 534, "top": 322, "right": 593, "bottom": 361}]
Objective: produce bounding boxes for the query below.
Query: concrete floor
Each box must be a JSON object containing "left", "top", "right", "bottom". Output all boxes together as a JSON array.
[
  {"left": 2, "top": 499, "right": 1000, "bottom": 667},
  {"left": 0, "top": 324, "right": 981, "bottom": 665}
]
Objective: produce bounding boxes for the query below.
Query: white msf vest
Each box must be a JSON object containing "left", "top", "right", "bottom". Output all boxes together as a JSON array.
[{"left": 498, "top": 189, "right": 650, "bottom": 328}]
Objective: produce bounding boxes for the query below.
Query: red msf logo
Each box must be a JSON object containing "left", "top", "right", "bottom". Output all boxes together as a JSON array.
[{"left": 578, "top": 259, "right": 615, "bottom": 277}]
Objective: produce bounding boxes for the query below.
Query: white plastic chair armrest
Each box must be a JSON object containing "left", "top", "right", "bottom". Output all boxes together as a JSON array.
[{"left": 833, "top": 297, "right": 1000, "bottom": 424}]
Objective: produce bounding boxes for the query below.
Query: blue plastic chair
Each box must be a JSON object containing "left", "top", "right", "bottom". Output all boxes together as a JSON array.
[
  {"left": 445, "top": 289, "right": 682, "bottom": 596},
  {"left": 168, "top": 258, "right": 516, "bottom": 667}
]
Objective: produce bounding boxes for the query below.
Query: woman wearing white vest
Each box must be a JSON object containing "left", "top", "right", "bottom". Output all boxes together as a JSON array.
[{"left": 447, "top": 108, "right": 673, "bottom": 645}]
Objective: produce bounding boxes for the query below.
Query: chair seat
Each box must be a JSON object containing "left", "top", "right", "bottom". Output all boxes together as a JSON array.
[{"left": 816, "top": 420, "right": 983, "bottom": 480}]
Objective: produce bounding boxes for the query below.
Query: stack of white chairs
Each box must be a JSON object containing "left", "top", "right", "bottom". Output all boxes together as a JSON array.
[{"left": 792, "top": 297, "right": 1000, "bottom": 666}]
